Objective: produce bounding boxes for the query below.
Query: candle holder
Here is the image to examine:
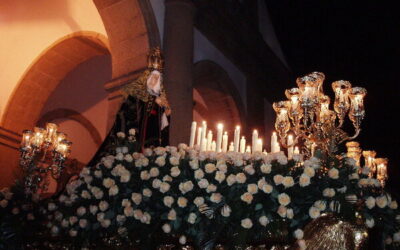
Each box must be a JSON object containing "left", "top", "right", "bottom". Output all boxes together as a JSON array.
[
  {"left": 273, "top": 72, "right": 367, "bottom": 159},
  {"left": 19, "top": 123, "right": 72, "bottom": 195}
]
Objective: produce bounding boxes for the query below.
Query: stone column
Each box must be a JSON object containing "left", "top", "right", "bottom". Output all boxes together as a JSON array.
[{"left": 163, "top": 0, "right": 195, "bottom": 146}]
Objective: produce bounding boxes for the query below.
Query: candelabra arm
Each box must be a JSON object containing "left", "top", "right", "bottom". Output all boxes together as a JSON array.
[{"left": 347, "top": 128, "right": 361, "bottom": 141}]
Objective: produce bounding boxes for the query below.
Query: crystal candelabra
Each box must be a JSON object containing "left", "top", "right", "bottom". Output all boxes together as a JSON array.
[
  {"left": 19, "top": 123, "right": 72, "bottom": 194},
  {"left": 273, "top": 72, "right": 367, "bottom": 158}
]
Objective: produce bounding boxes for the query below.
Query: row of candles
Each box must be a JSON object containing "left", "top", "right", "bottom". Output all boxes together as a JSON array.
[{"left": 189, "top": 121, "right": 300, "bottom": 159}]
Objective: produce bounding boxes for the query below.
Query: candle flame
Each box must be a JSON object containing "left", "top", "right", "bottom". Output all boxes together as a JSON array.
[{"left": 217, "top": 123, "right": 223, "bottom": 129}]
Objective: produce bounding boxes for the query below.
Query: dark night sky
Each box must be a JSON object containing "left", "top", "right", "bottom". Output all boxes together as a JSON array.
[{"left": 266, "top": 1, "right": 400, "bottom": 194}]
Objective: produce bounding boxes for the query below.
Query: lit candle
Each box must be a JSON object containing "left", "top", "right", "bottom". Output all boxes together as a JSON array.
[
  {"left": 222, "top": 132, "right": 228, "bottom": 152},
  {"left": 32, "top": 127, "right": 45, "bottom": 147},
  {"left": 234, "top": 126, "right": 241, "bottom": 152},
  {"left": 211, "top": 140, "right": 216, "bottom": 151},
  {"left": 216, "top": 124, "right": 223, "bottom": 153},
  {"left": 287, "top": 134, "right": 294, "bottom": 160},
  {"left": 21, "top": 130, "right": 33, "bottom": 148},
  {"left": 271, "top": 132, "right": 279, "bottom": 153},
  {"left": 311, "top": 142, "right": 317, "bottom": 157},
  {"left": 196, "top": 127, "right": 203, "bottom": 146},
  {"left": 207, "top": 130, "right": 213, "bottom": 151},
  {"left": 239, "top": 136, "right": 246, "bottom": 153},
  {"left": 200, "top": 121, "right": 207, "bottom": 151},
  {"left": 256, "top": 138, "right": 262, "bottom": 152},
  {"left": 252, "top": 130, "right": 258, "bottom": 153},
  {"left": 245, "top": 145, "right": 251, "bottom": 153},
  {"left": 189, "top": 121, "right": 197, "bottom": 147},
  {"left": 294, "top": 146, "right": 300, "bottom": 155},
  {"left": 228, "top": 142, "right": 234, "bottom": 152},
  {"left": 45, "top": 123, "right": 58, "bottom": 143}
]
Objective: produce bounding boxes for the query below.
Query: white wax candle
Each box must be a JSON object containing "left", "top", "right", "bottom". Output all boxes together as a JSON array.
[
  {"left": 271, "top": 132, "right": 279, "bottom": 153},
  {"left": 211, "top": 140, "right": 216, "bottom": 151},
  {"left": 252, "top": 130, "right": 258, "bottom": 153},
  {"left": 189, "top": 121, "right": 197, "bottom": 147},
  {"left": 239, "top": 136, "right": 246, "bottom": 153},
  {"left": 256, "top": 138, "right": 263, "bottom": 152},
  {"left": 234, "top": 126, "right": 240, "bottom": 152},
  {"left": 287, "top": 134, "right": 294, "bottom": 160},
  {"left": 196, "top": 127, "right": 202, "bottom": 146},
  {"left": 228, "top": 142, "right": 234, "bottom": 152},
  {"left": 222, "top": 132, "right": 228, "bottom": 153},
  {"left": 245, "top": 145, "right": 251, "bottom": 153},
  {"left": 200, "top": 121, "right": 207, "bottom": 150},
  {"left": 207, "top": 130, "right": 213, "bottom": 151},
  {"left": 311, "top": 143, "right": 317, "bottom": 157},
  {"left": 216, "top": 124, "right": 223, "bottom": 153},
  {"left": 294, "top": 146, "right": 300, "bottom": 155}
]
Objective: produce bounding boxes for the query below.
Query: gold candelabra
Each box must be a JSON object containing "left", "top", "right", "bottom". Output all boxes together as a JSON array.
[
  {"left": 274, "top": 72, "right": 367, "bottom": 158},
  {"left": 20, "top": 123, "right": 72, "bottom": 194}
]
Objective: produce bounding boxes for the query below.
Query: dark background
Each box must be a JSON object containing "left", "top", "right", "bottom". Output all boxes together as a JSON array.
[{"left": 266, "top": 0, "right": 400, "bottom": 194}]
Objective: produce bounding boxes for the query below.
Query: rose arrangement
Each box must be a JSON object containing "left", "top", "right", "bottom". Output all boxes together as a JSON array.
[{"left": 1, "top": 131, "right": 400, "bottom": 249}]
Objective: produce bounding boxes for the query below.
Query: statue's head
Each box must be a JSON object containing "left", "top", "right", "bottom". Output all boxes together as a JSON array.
[{"left": 147, "top": 47, "right": 164, "bottom": 71}]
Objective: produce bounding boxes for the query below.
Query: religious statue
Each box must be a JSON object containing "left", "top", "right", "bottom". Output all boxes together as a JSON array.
[{"left": 88, "top": 47, "right": 171, "bottom": 164}]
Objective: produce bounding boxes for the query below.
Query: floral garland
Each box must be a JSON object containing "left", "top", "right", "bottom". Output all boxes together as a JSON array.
[{"left": 1, "top": 131, "right": 400, "bottom": 249}]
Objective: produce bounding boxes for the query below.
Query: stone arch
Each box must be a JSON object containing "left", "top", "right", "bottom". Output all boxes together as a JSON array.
[
  {"left": 1, "top": 31, "right": 111, "bottom": 134},
  {"left": 193, "top": 60, "right": 246, "bottom": 133},
  {"left": 37, "top": 108, "right": 103, "bottom": 147}
]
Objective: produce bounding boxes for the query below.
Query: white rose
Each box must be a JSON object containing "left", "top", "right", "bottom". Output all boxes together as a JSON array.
[
  {"left": 277, "top": 205, "right": 287, "bottom": 218},
  {"left": 376, "top": 195, "right": 388, "bottom": 208},
  {"left": 131, "top": 193, "right": 142, "bottom": 205},
  {"left": 151, "top": 178, "right": 161, "bottom": 189},
  {"left": 169, "top": 156, "right": 180, "bottom": 166},
  {"left": 155, "top": 156, "right": 166, "bottom": 167},
  {"left": 226, "top": 174, "right": 236, "bottom": 186},
  {"left": 122, "top": 199, "right": 131, "bottom": 207},
  {"left": 299, "top": 174, "right": 310, "bottom": 187},
  {"left": 61, "top": 219, "right": 69, "bottom": 228},
  {"left": 160, "top": 182, "right": 171, "bottom": 193},
  {"left": 124, "top": 154, "right": 133, "bottom": 162},
  {"left": 194, "top": 197, "right": 205, "bottom": 207},
  {"left": 171, "top": 166, "right": 181, "bottom": 177},
  {"left": 244, "top": 165, "right": 255, "bottom": 175},
  {"left": 234, "top": 159, "right": 244, "bottom": 167},
  {"left": 189, "top": 159, "right": 199, "bottom": 170},
  {"left": 129, "top": 128, "right": 136, "bottom": 135},
  {"left": 101, "top": 219, "right": 111, "bottom": 228},
  {"left": 241, "top": 192, "right": 253, "bottom": 204},
  {"left": 117, "top": 132, "right": 125, "bottom": 138},
  {"left": 309, "top": 206, "right": 320, "bottom": 219},
  {"left": 221, "top": 205, "right": 231, "bottom": 217},
  {"left": 150, "top": 168, "right": 160, "bottom": 177},
  {"left": 210, "top": 193, "right": 222, "bottom": 203},
  {"left": 282, "top": 176, "right": 294, "bottom": 188},
  {"left": 194, "top": 169, "right": 205, "bottom": 180},
  {"left": 162, "top": 223, "right": 171, "bottom": 233},
  {"left": 257, "top": 178, "right": 267, "bottom": 189},
  {"left": 84, "top": 175, "right": 93, "bottom": 184},
  {"left": 349, "top": 173, "right": 359, "bottom": 180},
  {"left": 179, "top": 235, "right": 187, "bottom": 245},
  {"left": 116, "top": 152, "right": 124, "bottom": 161},
  {"left": 294, "top": 229, "right": 304, "bottom": 240},
  {"left": 366, "top": 218, "right": 375, "bottom": 228},
  {"left": 274, "top": 175, "right": 284, "bottom": 185},
  {"left": 328, "top": 168, "right": 339, "bottom": 179},
  {"left": 188, "top": 213, "right": 197, "bottom": 224},
  {"left": 260, "top": 163, "right": 272, "bottom": 174},
  {"left": 133, "top": 209, "right": 144, "bottom": 220},
  {"left": 204, "top": 163, "right": 216, "bottom": 174},
  {"left": 303, "top": 166, "right": 315, "bottom": 177},
  {"left": 140, "top": 171, "right": 150, "bottom": 180},
  {"left": 48, "top": 203, "right": 57, "bottom": 211},
  {"left": 313, "top": 200, "right": 326, "bottom": 211},
  {"left": 143, "top": 188, "right": 152, "bottom": 198},
  {"left": 262, "top": 184, "right": 273, "bottom": 194},
  {"left": 278, "top": 193, "right": 291, "bottom": 206},
  {"left": 198, "top": 179, "right": 209, "bottom": 189},
  {"left": 124, "top": 206, "right": 134, "bottom": 217},
  {"left": 90, "top": 205, "right": 98, "bottom": 215},
  {"left": 168, "top": 209, "right": 177, "bottom": 220},
  {"left": 259, "top": 216, "right": 269, "bottom": 226},
  {"left": 284, "top": 208, "right": 292, "bottom": 219},
  {"left": 0, "top": 199, "right": 8, "bottom": 208},
  {"left": 366, "top": 197, "right": 376, "bottom": 209},
  {"left": 247, "top": 184, "right": 258, "bottom": 194},
  {"left": 79, "top": 219, "right": 88, "bottom": 228},
  {"left": 206, "top": 184, "right": 217, "bottom": 193},
  {"left": 277, "top": 154, "right": 288, "bottom": 165},
  {"left": 236, "top": 173, "right": 247, "bottom": 183},
  {"left": 322, "top": 188, "right": 335, "bottom": 198},
  {"left": 27, "top": 213, "right": 35, "bottom": 221},
  {"left": 81, "top": 190, "right": 91, "bottom": 199},
  {"left": 164, "top": 196, "right": 174, "bottom": 208},
  {"left": 143, "top": 148, "right": 153, "bottom": 157},
  {"left": 109, "top": 185, "right": 119, "bottom": 196},
  {"left": 141, "top": 212, "right": 151, "bottom": 224},
  {"left": 69, "top": 216, "right": 78, "bottom": 225},
  {"left": 11, "top": 207, "right": 19, "bottom": 215},
  {"left": 77, "top": 206, "right": 86, "bottom": 216},
  {"left": 117, "top": 215, "right": 126, "bottom": 225},
  {"left": 217, "top": 162, "right": 227, "bottom": 173},
  {"left": 389, "top": 201, "right": 398, "bottom": 209},
  {"left": 69, "top": 230, "right": 78, "bottom": 237},
  {"left": 215, "top": 171, "right": 226, "bottom": 183},
  {"left": 241, "top": 218, "right": 253, "bottom": 229},
  {"left": 177, "top": 197, "right": 188, "bottom": 208},
  {"left": 99, "top": 201, "right": 109, "bottom": 211}
]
